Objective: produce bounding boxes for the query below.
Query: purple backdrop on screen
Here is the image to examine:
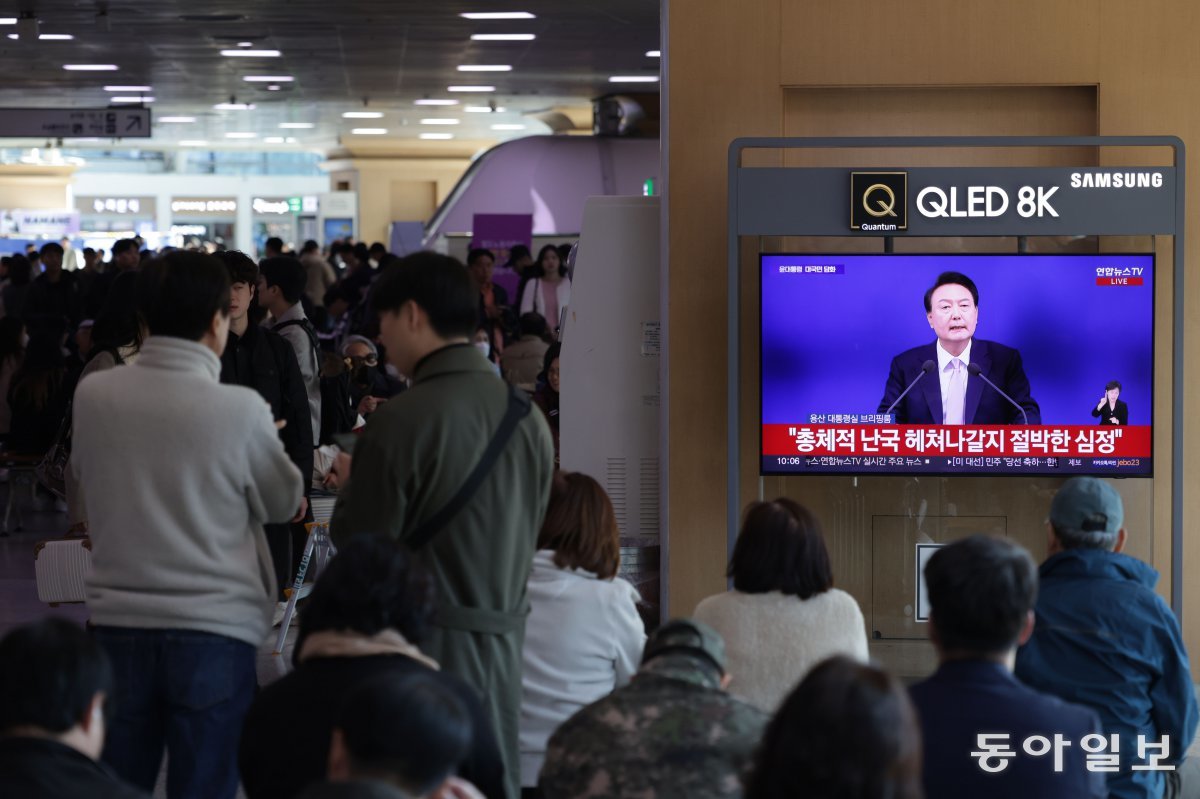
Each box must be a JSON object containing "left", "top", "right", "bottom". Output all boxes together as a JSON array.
[{"left": 760, "top": 254, "right": 1155, "bottom": 426}]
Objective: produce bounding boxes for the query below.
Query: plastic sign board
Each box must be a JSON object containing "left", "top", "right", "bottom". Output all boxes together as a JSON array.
[{"left": 0, "top": 107, "right": 151, "bottom": 139}]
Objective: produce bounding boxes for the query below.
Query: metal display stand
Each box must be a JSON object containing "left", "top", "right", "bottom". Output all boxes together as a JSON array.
[
  {"left": 727, "top": 136, "right": 1186, "bottom": 617},
  {"left": 273, "top": 522, "right": 337, "bottom": 654}
]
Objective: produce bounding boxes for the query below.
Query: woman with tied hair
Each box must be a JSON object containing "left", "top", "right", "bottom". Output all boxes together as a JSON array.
[
  {"left": 693, "top": 497, "right": 869, "bottom": 712},
  {"left": 519, "top": 471, "right": 646, "bottom": 796},
  {"left": 744, "top": 655, "right": 923, "bottom": 799}
]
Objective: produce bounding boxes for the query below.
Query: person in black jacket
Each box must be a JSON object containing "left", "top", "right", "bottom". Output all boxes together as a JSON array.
[
  {"left": 215, "top": 251, "right": 312, "bottom": 597},
  {"left": 1091, "top": 379, "right": 1129, "bottom": 425},
  {"left": 239, "top": 534, "right": 506, "bottom": 799},
  {"left": 0, "top": 618, "right": 149, "bottom": 799}
]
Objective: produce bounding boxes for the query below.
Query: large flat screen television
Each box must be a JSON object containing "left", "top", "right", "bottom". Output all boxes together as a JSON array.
[{"left": 760, "top": 253, "right": 1154, "bottom": 476}]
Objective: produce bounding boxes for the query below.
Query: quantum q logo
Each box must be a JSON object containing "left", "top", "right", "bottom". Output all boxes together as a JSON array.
[{"left": 851, "top": 172, "right": 908, "bottom": 232}]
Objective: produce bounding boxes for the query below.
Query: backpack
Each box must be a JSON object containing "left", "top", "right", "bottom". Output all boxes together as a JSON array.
[{"left": 276, "top": 317, "right": 356, "bottom": 445}]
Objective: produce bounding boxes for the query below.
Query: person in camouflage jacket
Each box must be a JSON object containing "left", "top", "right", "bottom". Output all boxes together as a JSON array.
[{"left": 538, "top": 618, "right": 768, "bottom": 799}]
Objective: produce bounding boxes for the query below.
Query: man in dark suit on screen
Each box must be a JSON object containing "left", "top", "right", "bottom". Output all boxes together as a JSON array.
[{"left": 877, "top": 271, "right": 1041, "bottom": 425}]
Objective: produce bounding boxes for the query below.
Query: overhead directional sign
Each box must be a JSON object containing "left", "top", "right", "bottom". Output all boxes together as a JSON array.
[{"left": 0, "top": 108, "right": 152, "bottom": 139}]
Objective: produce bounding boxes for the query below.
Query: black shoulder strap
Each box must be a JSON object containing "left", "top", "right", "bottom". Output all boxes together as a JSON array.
[
  {"left": 406, "top": 384, "right": 533, "bottom": 551},
  {"left": 274, "top": 318, "right": 320, "bottom": 356}
]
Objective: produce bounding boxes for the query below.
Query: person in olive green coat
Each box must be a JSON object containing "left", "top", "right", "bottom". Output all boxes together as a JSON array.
[{"left": 329, "top": 252, "right": 555, "bottom": 799}]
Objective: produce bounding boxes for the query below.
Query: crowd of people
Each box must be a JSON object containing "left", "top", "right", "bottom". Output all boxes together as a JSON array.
[{"left": 0, "top": 235, "right": 1195, "bottom": 799}]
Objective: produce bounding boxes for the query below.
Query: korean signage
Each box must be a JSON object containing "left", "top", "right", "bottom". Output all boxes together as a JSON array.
[
  {"left": 5, "top": 209, "right": 80, "bottom": 236},
  {"left": 171, "top": 198, "right": 237, "bottom": 216},
  {"left": 252, "top": 197, "right": 293, "bottom": 216},
  {"left": 0, "top": 107, "right": 151, "bottom": 138},
  {"left": 77, "top": 196, "right": 156, "bottom": 216}
]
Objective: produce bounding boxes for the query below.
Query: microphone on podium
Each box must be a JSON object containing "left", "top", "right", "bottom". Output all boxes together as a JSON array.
[
  {"left": 967, "top": 362, "right": 1029, "bottom": 425},
  {"left": 884, "top": 360, "right": 936, "bottom": 419}
]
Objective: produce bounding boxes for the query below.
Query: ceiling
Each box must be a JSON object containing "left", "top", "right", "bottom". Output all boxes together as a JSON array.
[{"left": 0, "top": 0, "right": 660, "bottom": 154}]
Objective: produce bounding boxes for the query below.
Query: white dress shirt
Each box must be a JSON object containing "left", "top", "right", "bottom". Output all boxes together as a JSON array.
[{"left": 936, "top": 338, "right": 972, "bottom": 424}]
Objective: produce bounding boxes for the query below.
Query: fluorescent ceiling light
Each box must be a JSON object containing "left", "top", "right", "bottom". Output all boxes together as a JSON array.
[
  {"left": 267, "top": 85, "right": 281, "bottom": 91},
  {"left": 608, "top": 75, "right": 660, "bottom": 83},
  {"left": 264, "top": 136, "right": 285, "bottom": 143},
  {"left": 448, "top": 85, "right": 495, "bottom": 92},
  {"left": 225, "top": 132, "right": 257, "bottom": 139},
  {"left": 63, "top": 64, "right": 118, "bottom": 71},
  {"left": 420, "top": 133, "right": 454, "bottom": 140},
  {"left": 456, "top": 64, "right": 512, "bottom": 72},
  {"left": 159, "top": 116, "right": 196, "bottom": 123},
  {"left": 420, "top": 118, "right": 460, "bottom": 125},
  {"left": 179, "top": 140, "right": 208, "bottom": 146},
  {"left": 342, "top": 111, "right": 383, "bottom": 119},
  {"left": 40, "top": 34, "right": 74, "bottom": 40},
  {"left": 0, "top": 18, "right": 15, "bottom": 24},
  {"left": 471, "top": 33, "right": 535, "bottom": 41},
  {"left": 491, "top": 124, "right": 526, "bottom": 131},
  {"left": 464, "top": 105, "right": 506, "bottom": 113},
  {"left": 646, "top": 50, "right": 661, "bottom": 57},
  {"left": 279, "top": 122, "right": 314, "bottom": 129},
  {"left": 220, "top": 49, "right": 281, "bottom": 57},
  {"left": 214, "top": 102, "right": 256, "bottom": 110},
  {"left": 238, "top": 41, "right": 253, "bottom": 47},
  {"left": 104, "top": 85, "right": 151, "bottom": 92},
  {"left": 414, "top": 99, "right": 458, "bottom": 106},
  {"left": 459, "top": 12, "right": 535, "bottom": 20},
  {"left": 351, "top": 128, "right": 387, "bottom": 135},
  {"left": 110, "top": 96, "right": 154, "bottom": 103},
  {"left": 243, "top": 75, "right": 293, "bottom": 82}
]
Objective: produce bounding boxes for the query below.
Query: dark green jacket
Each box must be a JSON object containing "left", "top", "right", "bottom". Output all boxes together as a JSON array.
[{"left": 330, "top": 343, "right": 555, "bottom": 799}]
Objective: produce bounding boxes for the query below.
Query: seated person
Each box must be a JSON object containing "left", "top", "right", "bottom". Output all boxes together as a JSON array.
[
  {"left": 298, "top": 674, "right": 484, "bottom": 799},
  {"left": 744, "top": 655, "right": 922, "bottom": 799},
  {"left": 693, "top": 498, "right": 868, "bottom": 711},
  {"left": 910, "top": 535, "right": 1105, "bottom": 799},
  {"left": 0, "top": 618, "right": 148, "bottom": 799},
  {"left": 239, "top": 534, "right": 504, "bottom": 799},
  {"left": 519, "top": 472, "right": 646, "bottom": 790},
  {"left": 539, "top": 619, "right": 767, "bottom": 799}
]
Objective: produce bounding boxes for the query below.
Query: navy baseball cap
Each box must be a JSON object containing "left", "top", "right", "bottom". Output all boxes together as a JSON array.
[{"left": 1049, "top": 477, "right": 1124, "bottom": 535}]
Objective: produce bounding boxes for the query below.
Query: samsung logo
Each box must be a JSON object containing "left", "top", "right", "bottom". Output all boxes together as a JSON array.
[{"left": 1070, "top": 171, "right": 1164, "bottom": 189}]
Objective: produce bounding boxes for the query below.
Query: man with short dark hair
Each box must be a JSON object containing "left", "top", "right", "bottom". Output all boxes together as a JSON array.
[
  {"left": 878, "top": 270, "right": 1040, "bottom": 424},
  {"left": 330, "top": 251, "right": 554, "bottom": 796},
  {"left": 0, "top": 618, "right": 149, "bottom": 799},
  {"left": 910, "top": 535, "right": 1105, "bottom": 798},
  {"left": 260, "top": 255, "right": 322, "bottom": 443},
  {"left": 539, "top": 618, "right": 768, "bottom": 798},
  {"left": 467, "top": 249, "right": 507, "bottom": 324},
  {"left": 26, "top": 240, "right": 83, "bottom": 324},
  {"left": 264, "top": 236, "right": 285, "bottom": 259},
  {"left": 1016, "top": 477, "right": 1199, "bottom": 799},
  {"left": 72, "top": 250, "right": 304, "bottom": 799}
]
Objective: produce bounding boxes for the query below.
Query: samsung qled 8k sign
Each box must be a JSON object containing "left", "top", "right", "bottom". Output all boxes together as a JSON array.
[{"left": 760, "top": 254, "right": 1154, "bottom": 476}]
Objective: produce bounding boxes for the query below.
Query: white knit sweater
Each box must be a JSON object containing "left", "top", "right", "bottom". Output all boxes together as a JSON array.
[{"left": 693, "top": 588, "right": 870, "bottom": 712}]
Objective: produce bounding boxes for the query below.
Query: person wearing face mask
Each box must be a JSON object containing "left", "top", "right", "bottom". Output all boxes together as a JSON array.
[
  {"left": 340, "top": 335, "right": 400, "bottom": 417},
  {"left": 472, "top": 324, "right": 502, "bottom": 376}
]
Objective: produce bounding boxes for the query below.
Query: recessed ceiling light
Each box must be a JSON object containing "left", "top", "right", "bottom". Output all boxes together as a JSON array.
[
  {"left": 420, "top": 118, "right": 460, "bottom": 125},
  {"left": 279, "top": 122, "right": 314, "bottom": 129},
  {"left": 0, "top": 18, "right": 16, "bottom": 24},
  {"left": 414, "top": 99, "right": 458, "bottom": 106},
  {"left": 214, "top": 102, "right": 256, "bottom": 110},
  {"left": 225, "top": 132, "right": 257, "bottom": 139},
  {"left": 470, "top": 33, "right": 536, "bottom": 41},
  {"left": 267, "top": 85, "right": 281, "bottom": 91},
  {"left": 448, "top": 85, "right": 495, "bottom": 93},
  {"left": 243, "top": 75, "right": 293, "bottom": 82},
  {"left": 104, "top": 85, "right": 151, "bottom": 92},
  {"left": 456, "top": 65, "right": 512, "bottom": 72},
  {"left": 110, "top": 96, "right": 155, "bottom": 103},
  {"left": 238, "top": 41, "right": 253, "bottom": 47},
  {"left": 63, "top": 64, "right": 119, "bottom": 71},
  {"left": 608, "top": 75, "right": 660, "bottom": 83},
  {"left": 459, "top": 12, "right": 535, "bottom": 20},
  {"left": 179, "top": 140, "right": 209, "bottom": 146},
  {"left": 646, "top": 50, "right": 661, "bottom": 57},
  {"left": 264, "top": 136, "right": 285, "bottom": 143},
  {"left": 220, "top": 49, "right": 281, "bottom": 57},
  {"left": 159, "top": 116, "right": 196, "bottom": 123},
  {"left": 464, "top": 105, "right": 506, "bottom": 113},
  {"left": 419, "top": 133, "right": 455, "bottom": 140},
  {"left": 491, "top": 124, "right": 526, "bottom": 131},
  {"left": 39, "top": 34, "right": 74, "bottom": 40},
  {"left": 342, "top": 111, "right": 383, "bottom": 119},
  {"left": 351, "top": 128, "right": 387, "bottom": 135}
]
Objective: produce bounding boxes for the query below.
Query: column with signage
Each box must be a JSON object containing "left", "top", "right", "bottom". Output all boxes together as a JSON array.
[{"left": 170, "top": 198, "right": 238, "bottom": 249}]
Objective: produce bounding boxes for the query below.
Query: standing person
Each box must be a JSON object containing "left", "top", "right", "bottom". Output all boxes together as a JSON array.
[
  {"left": 26, "top": 242, "right": 83, "bottom": 326},
  {"left": 329, "top": 251, "right": 555, "bottom": 798},
  {"left": 263, "top": 236, "right": 285, "bottom": 259},
  {"left": 1015, "top": 477, "right": 1199, "bottom": 799},
  {"left": 71, "top": 251, "right": 304, "bottom": 799},
  {"left": 217, "top": 251, "right": 313, "bottom": 596},
  {"left": 1, "top": 254, "right": 32, "bottom": 319},
  {"left": 7, "top": 318, "right": 69, "bottom": 455},
  {"left": 1092, "top": 379, "right": 1128, "bottom": 425},
  {"left": 531, "top": 344, "right": 560, "bottom": 466},
  {"left": 259, "top": 256, "right": 322, "bottom": 445},
  {"left": 85, "top": 238, "right": 139, "bottom": 320},
  {"left": 302, "top": 239, "right": 338, "bottom": 308},
  {"left": 539, "top": 619, "right": 768, "bottom": 799},
  {"left": 518, "top": 245, "right": 571, "bottom": 336},
  {"left": 519, "top": 472, "right": 645, "bottom": 792},
  {"left": 0, "top": 316, "right": 24, "bottom": 437}
]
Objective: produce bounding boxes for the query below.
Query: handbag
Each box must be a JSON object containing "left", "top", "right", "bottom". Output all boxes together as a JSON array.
[
  {"left": 34, "top": 400, "right": 71, "bottom": 500},
  {"left": 33, "top": 534, "right": 92, "bottom": 605}
]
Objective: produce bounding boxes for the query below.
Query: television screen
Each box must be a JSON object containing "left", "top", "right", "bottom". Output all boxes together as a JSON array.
[{"left": 760, "top": 253, "right": 1154, "bottom": 476}]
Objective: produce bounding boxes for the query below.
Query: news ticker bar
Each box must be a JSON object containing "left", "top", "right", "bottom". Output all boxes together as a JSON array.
[{"left": 762, "top": 455, "right": 1151, "bottom": 476}]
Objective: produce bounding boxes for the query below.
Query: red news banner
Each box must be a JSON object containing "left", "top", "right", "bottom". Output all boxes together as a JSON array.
[{"left": 763, "top": 425, "right": 1152, "bottom": 458}]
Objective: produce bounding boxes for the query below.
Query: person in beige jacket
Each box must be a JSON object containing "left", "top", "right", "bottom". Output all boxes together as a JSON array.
[
  {"left": 694, "top": 498, "right": 869, "bottom": 712},
  {"left": 501, "top": 312, "right": 550, "bottom": 392}
]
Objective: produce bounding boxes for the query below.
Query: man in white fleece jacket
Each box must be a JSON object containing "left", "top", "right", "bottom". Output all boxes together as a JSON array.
[{"left": 72, "top": 251, "right": 304, "bottom": 799}]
